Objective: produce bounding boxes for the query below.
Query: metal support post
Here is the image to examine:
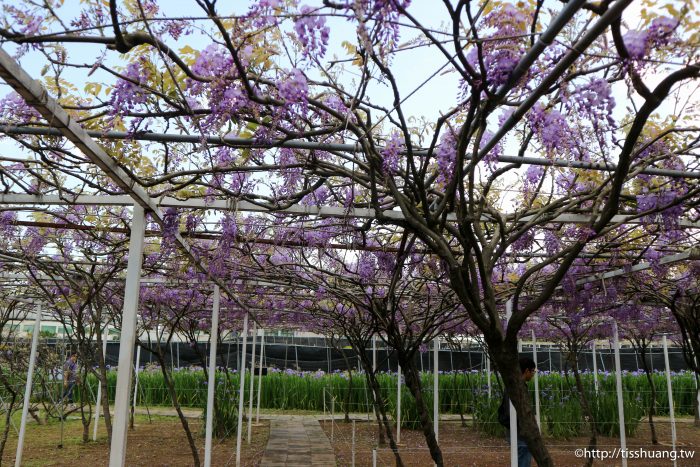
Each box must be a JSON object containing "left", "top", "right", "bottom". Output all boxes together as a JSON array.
[
  {"left": 592, "top": 341, "right": 599, "bottom": 393},
  {"left": 132, "top": 345, "right": 141, "bottom": 413},
  {"left": 613, "top": 322, "right": 628, "bottom": 467},
  {"left": 235, "top": 313, "right": 249, "bottom": 467},
  {"left": 94, "top": 326, "right": 109, "bottom": 441},
  {"left": 204, "top": 285, "right": 220, "bottom": 467},
  {"left": 433, "top": 338, "right": 439, "bottom": 442},
  {"left": 396, "top": 364, "right": 401, "bottom": 444},
  {"left": 504, "top": 299, "right": 518, "bottom": 467},
  {"left": 247, "top": 324, "right": 257, "bottom": 443},
  {"left": 532, "top": 330, "right": 540, "bottom": 430},
  {"left": 15, "top": 304, "right": 41, "bottom": 467},
  {"left": 109, "top": 204, "right": 145, "bottom": 467},
  {"left": 663, "top": 335, "right": 677, "bottom": 467},
  {"left": 372, "top": 336, "right": 377, "bottom": 372},
  {"left": 256, "top": 329, "right": 265, "bottom": 423}
]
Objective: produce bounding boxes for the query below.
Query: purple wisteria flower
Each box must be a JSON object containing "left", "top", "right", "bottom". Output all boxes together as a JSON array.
[
  {"left": 110, "top": 60, "right": 152, "bottom": 113},
  {"left": 278, "top": 69, "right": 309, "bottom": 104},
  {"left": 294, "top": 5, "right": 330, "bottom": 58},
  {"left": 435, "top": 129, "right": 458, "bottom": 183},
  {"left": 623, "top": 30, "right": 649, "bottom": 60},
  {"left": 623, "top": 16, "right": 679, "bottom": 60},
  {"left": 527, "top": 103, "right": 570, "bottom": 154},
  {"left": 381, "top": 131, "right": 404, "bottom": 174}
]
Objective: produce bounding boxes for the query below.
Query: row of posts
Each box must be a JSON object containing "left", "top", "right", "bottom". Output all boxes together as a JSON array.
[
  {"left": 11, "top": 207, "right": 687, "bottom": 467},
  {"left": 12, "top": 207, "right": 268, "bottom": 467},
  {"left": 362, "top": 328, "right": 679, "bottom": 467},
  {"left": 13, "top": 303, "right": 686, "bottom": 467}
]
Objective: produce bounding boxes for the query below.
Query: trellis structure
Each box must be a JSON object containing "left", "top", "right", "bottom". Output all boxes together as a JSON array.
[{"left": 0, "top": 1, "right": 699, "bottom": 467}]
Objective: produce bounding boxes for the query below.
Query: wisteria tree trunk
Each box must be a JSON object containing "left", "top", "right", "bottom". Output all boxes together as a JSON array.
[
  {"left": 351, "top": 339, "right": 403, "bottom": 467},
  {"left": 78, "top": 364, "right": 93, "bottom": 443},
  {"left": 335, "top": 343, "right": 354, "bottom": 423},
  {"left": 638, "top": 344, "right": 659, "bottom": 444},
  {"left": 396, "top": 352, "right": 442, "bottom": 467},
  {"left": 94, "top": 330, "right": 113, "bottom": 442},
  {"left": 151, "top": 344, "right": 201, "bottom": 467},
  {"left": 490, "top": 344, "right": 553, "bottom": 467},
  {"left": 0, "top": 369, "right": 18, "bottom": 459},
  {"left": 570, "top": 352, "right": 597, "bottom": 467}
]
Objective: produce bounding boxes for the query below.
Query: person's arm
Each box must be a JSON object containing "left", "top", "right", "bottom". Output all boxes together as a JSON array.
[{"left": 64, "top": 361, "right": 74, "bottom": 385}]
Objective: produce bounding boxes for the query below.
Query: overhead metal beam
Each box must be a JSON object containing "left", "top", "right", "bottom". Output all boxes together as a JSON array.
[
  {"left": 0, "top": 50, "right": 158, "bottom": 215},
  {"left": 0, "top": 46, "right": 262, "bottom": 465},
  {"left": 1, "top": 125, "right": 698, "bottom": 179},
  {"left": 0, "top": 47, "right": 256, "bottom": 315},
  {"left": 3, "top": 194, "right": 700, "bottom": 228},
  {"left": 575, "top": 247, "right": 700, "bottom": 286}
]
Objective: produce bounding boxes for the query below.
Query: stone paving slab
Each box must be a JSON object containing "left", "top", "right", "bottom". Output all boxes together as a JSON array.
[{"left": 260, "top": 418, "right": 336, "bottom": 466}]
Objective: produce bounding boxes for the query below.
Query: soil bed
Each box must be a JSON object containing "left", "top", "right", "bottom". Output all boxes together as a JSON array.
[
  {"left": 1, "top": 414, "right": 269, "bottom": 466},
  {"left": 322, "top": 418, "right": 700, "bottom": 466}
]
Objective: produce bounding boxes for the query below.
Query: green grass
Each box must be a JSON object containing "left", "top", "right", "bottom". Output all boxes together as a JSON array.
[{"left": 16, "top": 368, "right": 697, "bottom": 439}]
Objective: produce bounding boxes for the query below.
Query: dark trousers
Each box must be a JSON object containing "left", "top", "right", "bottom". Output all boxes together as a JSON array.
[
  {"left": 517, "top": 437, "right": 532, "bottom": 467},
  {"left": 62, "top": 381, "right": 76, "bottom": 403},
  {"left": 507, "top": 432, "right": 532, "bottom": 467}
]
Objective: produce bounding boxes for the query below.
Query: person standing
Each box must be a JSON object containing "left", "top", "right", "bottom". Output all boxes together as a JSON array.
[
  {"left": 498, "top": 356, "right": 537, "bottom": 467},
  {"left": 62, "top": 352, "right": 78, "bottom": 405}
]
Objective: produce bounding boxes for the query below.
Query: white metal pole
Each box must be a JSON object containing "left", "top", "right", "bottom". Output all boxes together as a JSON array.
[
  {"left": 331, "top": 396, "right": 335, "bottom": 442},
  {"left": 94, "top": 326, "right": 109, "bottom": 441},
  {"left": 531, "top": 330, "right": 540, "bottom": 430},
  {"left": 15, "top": 304, "right": 41, "bottom": 467},
  {"left": 486, "top": 349, "right": 491, "bottom": 398},
  {"left": 613, "top": 322, "right": 628, "bottom": 467},
  {"left": 506, "top": 299, "right": 517, "bottom": 467},
  {"left": 695, "top": 355, "right": 700, "bottom": 420},
  {"left": 109, "top": 204, "right": 145, "bottom": 467},
  {"left": 433, "top": 338, "right": 439, "bottom": 442},
  {"left": 235, "top": 313, "right": 249, "bottom": 467},
  {"left": 294, "top": 343, "right": 299, "bottom": 370},
  {"left": 132, "top": 345, "right": 141, "bottom": 413},
  {"left": 663, "top": 335, "right": 678, "bottom": 467},
  {"left": 204, "top": 285, "right": 220, "bottom": 467},
  {"left": 396, "top": 363, "right": 401, "bottom": 444},
  {"left": 256, "top": 329, "right": 265, "bottom": 423},
  {"left": 372, "top": 448, "right": 377, "bottom": 467},
  {"left": 247, "top": 324, "right": 257, "bottom": 443},
  {"left": 592, "top": 341, "right": 599, "bottom": 393},
  {"left": 352, "top": 419, "right": 356, "bottom": 467},
  {"left": 372, "top": 335, "right": 377, "bottom": 372}
]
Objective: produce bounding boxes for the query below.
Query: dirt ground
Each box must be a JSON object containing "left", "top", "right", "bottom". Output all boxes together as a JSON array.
[
  {"left": 0, "top": 414, "right": 269, "bottom": 466},
  {"left": 322, "top": 417, "right": 700, "bottom": 466}
]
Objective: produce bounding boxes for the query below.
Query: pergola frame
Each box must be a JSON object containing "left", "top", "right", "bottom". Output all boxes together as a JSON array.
[
  {"left": 0, "top": 2, "right": 698, "bottom": 467},
  {"left": 2, "top": 125, "right": 698, "bottom": 179}
]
